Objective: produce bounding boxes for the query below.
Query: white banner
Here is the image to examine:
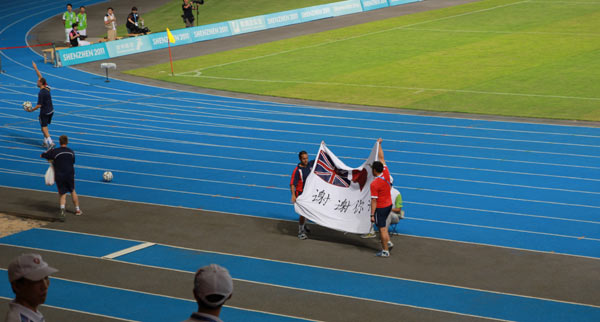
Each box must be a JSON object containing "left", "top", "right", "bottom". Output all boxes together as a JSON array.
[{"left": 294, "top": 141, "right": 378, "bottom": 234}]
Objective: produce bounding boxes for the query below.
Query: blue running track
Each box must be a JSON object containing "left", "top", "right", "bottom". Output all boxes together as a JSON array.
[{"left": 1, "top": 0, "right": 600, "bottom": 321}]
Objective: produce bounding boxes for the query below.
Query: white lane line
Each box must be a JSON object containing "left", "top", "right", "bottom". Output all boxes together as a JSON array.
[
  {"left": 401, "top": 27, "right": 600, "bottom": 37},
  {"left": 397, "top": 185, "right": 600, "bottom": 209},
  {"left": 2, "top": 133, "right": 600, "bottom": 185},
  {"left": 190, "top": 74, "right": 600, "bottom": 103},
  {"left": 406, "top": 201, "right": 600, "bottom": 225},
  {"left": 187, "top": 1, "right": 531, "bottom": 73},
  {"left": 2, "top": 87, "right": 598, "bottom": 143},
  {"left": 19, "top": 226, "right": 600, "bottom": 307},
  {"left": 5, "top": 105, "right": 599, "bottom": 163},
  {"left": 0, "top": 295, "right": 138, "bottom": 322},
  {"left": 102, "top": 242, "right": 155, "bottom": 259},
  {"left": 2, "top": 153, "right": 598, "bottom": 225},
  {"left": 12, "top": 118, "right": 600, "bottom": 173},
  {"left": 3, "top": 78, "right": 600, "bottom": 149},
  {"left": 4, "top": 146, "right": 599, "bottom": 197},
  {"left": 0, "top": 269, "right": 319, "bottom": 322},
  {"left": 3, "top": 185, "right": 599, "bottom": 261},
  {"left": 407, "top": 217, "right": 600, "bottom": 242},
  {"left": 0, "top": 260, "right": 494, "bottom": 322},
  {"left": 3, "top": 168, "right": 600, "bottom": 240}
]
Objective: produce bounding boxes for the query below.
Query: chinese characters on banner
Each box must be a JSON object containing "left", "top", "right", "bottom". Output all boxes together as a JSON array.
[{"left": 294, "top": 141, "right": 378, "bottom": 234}]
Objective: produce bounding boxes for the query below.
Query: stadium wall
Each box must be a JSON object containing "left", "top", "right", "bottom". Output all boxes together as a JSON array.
[{"left": 57, "top": 0, "right": 421, "bottom": 66}]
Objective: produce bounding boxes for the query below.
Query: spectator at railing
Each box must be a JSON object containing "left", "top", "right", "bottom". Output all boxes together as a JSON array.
[
  {"left": 69, "top": 23, "right": 90, "bottom": 47},
  {"left": 77, "top": 6, "right": 87, "bottom": 39},
  {"left": 62, "top": 4, "right": 77, "bottom": 44},
  {"left": 104, "top": 7, "right": 117, "bottom": 41}
]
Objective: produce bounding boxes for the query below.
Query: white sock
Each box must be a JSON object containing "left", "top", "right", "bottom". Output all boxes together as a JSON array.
[
  {"left": 299, "top": 224, "right": 305, "bottom": 233},
  {"left": 47, "top": 137, "right": 53, "bottom": 144},
  {"left": 75, "top": 206, "right": 80, "bottom": 211},
  {"left": 60, "top": 205, "right": 65, "bottom": 210}
]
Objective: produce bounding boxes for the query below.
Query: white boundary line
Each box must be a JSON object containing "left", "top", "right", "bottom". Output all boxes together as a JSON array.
[
  {"left": 3, "top": 149, "right": 600, "bottom": 213},
  {"left": 2, "top": 184, "right": 599, "bottom": 260},
  {"left": 0, "top": 268, "right": 318, "bottom": 322},
  {"left": 2, "top": 84, "right": 599, "bottom": 150},
  {"left": 2, "top": 155, "right": 599, "bottom": 226},
  {"left": 102, "top": 242, "right": 155, "bottom": 259},
  {"left": 184, "top": 75, "right": 600, "bottom": 103},
  {"left": 5, "top": 226, "right": 600, "bottom": 309},
  {"left": 0, "top": 295, "right": 138, "bottom": 322}
]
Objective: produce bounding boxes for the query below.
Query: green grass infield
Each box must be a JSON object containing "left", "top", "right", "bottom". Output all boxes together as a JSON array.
[{"left": 125, "top": 0, "right": 600, "bottom": 121}]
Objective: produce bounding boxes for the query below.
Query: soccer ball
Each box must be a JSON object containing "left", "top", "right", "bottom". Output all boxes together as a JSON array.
[
  {"left": 22, "top": 101, "right": 32, "bottom": 112},
  {"left": 102, "top": 171, "right": 113, "bottom": 182}
]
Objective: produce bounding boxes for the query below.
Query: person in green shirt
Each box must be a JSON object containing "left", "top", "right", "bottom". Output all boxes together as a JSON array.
[
  {"left": 77, "top": 6, "right": 87, "bottom": 38},
  {"left": 62, "top": 4, "right": 77, "bottom": 43}
]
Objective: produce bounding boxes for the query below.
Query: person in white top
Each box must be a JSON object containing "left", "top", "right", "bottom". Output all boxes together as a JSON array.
[
  {"left": 182, "top": 264, "right": 233, "bottom": 322},
  {"left": 104, "top": 7, "right": 117, "bottom": 41},
  {"left": 4, "top": 254, "right": 58, "bottom": 322}
]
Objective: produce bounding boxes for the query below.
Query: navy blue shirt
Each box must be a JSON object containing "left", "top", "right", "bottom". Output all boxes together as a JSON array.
[
  {"left": 42, "top": 146, "right": 75, "bottom": 180},
  {"left": 37, "top": 87, "right": 54, "bottom": 116}
]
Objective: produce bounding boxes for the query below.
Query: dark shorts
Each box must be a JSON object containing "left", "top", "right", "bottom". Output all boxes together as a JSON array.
[
  {"left": 56, "top": 177, "right": 75, "bottom": 195},
  {"left": 39, "top": 113, "right": 53, "bottom": 127},
  {"left": 374, "top": 205, "right": 392, "bottom": 228}
]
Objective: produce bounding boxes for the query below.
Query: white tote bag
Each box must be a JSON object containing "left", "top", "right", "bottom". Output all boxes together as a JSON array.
[{"left": 45, "top": 164, "right": 55, "bottom": 186}]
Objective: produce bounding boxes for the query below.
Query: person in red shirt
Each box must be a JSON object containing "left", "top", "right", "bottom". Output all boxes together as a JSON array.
[
  {"left": 370, "top": 138, "right": 393, "bottom": 257},
  {"left": 290, "top": 151, "right": 314, "bottom": 240}
]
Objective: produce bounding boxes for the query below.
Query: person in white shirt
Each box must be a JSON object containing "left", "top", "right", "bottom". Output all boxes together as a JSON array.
[
  {"left": 182, "top": 264, "right": 233, "bottom": 322},
  {"left": 4, "top": 254, "right": 58, "bottom": 322},
  {"left": 104, "top": 7, "right": 117, "bottom": 41}
]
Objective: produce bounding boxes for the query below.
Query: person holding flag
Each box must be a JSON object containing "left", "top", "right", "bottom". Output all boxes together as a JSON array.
[
  {"left": 370, "top": 138, "right": 394, "bottom": 257},
  {"left": 290, "top": 150, "right": 315, "bottom": 240}
]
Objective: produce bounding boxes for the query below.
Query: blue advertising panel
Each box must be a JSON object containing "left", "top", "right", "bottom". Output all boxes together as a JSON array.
[
  {"left": 361, "top": 0, "right": 390, "bottom": 11},
  {"left": 190, "top": 22, "right": 232, "bottom": 42},
  {"left": 148, "top": 29, "right": 195, "bottom": 50},
  {"left": 228, "top": 16, "right": 267, "bottom": 35},
  {"left": 264, "top": 9, "right": 303, "bottom": 29},
  {"left": 389, "top": 0, "right": 420, "bottom": 6},
  {"left": 331, "top": 0, "right": 363, "bottom": 17},
  {"left": 104, "top": 36, "right": 153, "bottom": 57},
  {"left": 299, "top": 4, "right": 334, "bottom": 22},
  {"left": 58, "top": 43, "right": 109, "bottom": 66}
]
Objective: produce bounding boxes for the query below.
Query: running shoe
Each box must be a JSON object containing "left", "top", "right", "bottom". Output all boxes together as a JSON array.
[
  {"left": 75, "top": 209, "right": 83, "bottom": 216},
  {"left": 376, "top": 250, "right": 390, "bottom": 257},
  {"left": 58, "top": 209, "right": 66, "bottom": 222},
  {"left": 48, "top": 143, "right": 56, "bottom": 150},
  {"left": 361, "top": 231, "right": 376, "bottom": 239},
  {"left": 298, "top": 232, "right": 308, "bottom": 240}
]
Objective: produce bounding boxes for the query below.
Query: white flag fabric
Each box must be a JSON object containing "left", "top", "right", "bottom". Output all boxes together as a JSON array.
[
  {"left": 44, "top": 164, "right": 55, "bottom": 186},
  {"left": 294, "top": 141, "right": 378, "bottom": 234}
]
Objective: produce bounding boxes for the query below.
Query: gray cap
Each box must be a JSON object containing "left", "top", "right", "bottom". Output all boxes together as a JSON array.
[{"left": 193, "top": 264, "right": 233, "bottom": 308}]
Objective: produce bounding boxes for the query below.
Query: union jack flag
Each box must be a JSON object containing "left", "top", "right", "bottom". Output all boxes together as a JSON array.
[{"left": 315, "top": 150, "right": 351, "bottom": 188}]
